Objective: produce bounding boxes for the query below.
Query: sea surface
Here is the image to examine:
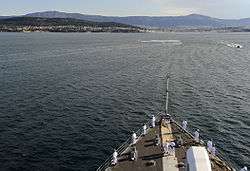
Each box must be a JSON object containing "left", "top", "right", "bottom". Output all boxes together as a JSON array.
[{"left": 0, "top": 32, "right": 249, "bottom": 170}]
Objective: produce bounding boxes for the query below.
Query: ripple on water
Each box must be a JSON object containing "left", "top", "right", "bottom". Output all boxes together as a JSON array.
[{"left": 0, "top": 32, "right": 249, "bottom": 170}]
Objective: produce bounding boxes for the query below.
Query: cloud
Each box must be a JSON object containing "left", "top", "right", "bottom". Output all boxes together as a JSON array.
[
  {"left": 143, "top": 0, "right": 211, "bottom": 16},
  {"left": 0, "top": 0, "right": 249, "bottom": 18},
  {"left": 159, "top": 7, "right": 195, "bottom": 16},
  {"left": 143, "top": 0, "right": 250, "bottom": 18}
]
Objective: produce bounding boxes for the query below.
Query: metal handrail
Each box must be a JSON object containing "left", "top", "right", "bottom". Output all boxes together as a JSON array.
[
  {"left": 97, "top": 75, "right": 238, "bottom": 171},
  {"left": 172, "top": 118, "right": 237, "bottom": 170},
  {"left": 96, "top": 114, "right": 238, "bottom": 171},
  {"left": 96, "top": 112, "right": 163, "bottom": 171}
]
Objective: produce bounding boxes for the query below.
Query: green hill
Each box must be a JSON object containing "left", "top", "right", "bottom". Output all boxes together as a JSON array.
[{"left": 0, "top": 17, "right": 143, "bottom": 32}]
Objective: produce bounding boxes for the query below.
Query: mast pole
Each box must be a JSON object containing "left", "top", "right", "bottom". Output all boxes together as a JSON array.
[{"left": 165, "top": 75, "right": 170, "bottom": 114}]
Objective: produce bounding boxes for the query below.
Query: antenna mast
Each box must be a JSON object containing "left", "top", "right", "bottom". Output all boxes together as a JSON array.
[{"left": 165, "top": 75, "right": 170, "bottom": 114}]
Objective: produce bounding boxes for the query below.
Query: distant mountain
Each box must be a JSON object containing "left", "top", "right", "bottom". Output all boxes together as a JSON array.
[
  {"left": 24, "top": 11, "right": 250, "bottom": 28},
  {"left": 0, "top": 16, "right": 12, "bottom": 19},
  {"left": 0, "top": 17, "right": 142, "bottom": 32},
  {"left": 0, "top": 16, "right": 136, "bottom": 27}
]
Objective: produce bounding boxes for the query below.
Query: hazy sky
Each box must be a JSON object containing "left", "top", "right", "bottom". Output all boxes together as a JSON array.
[{"left": 1, "top": 0, "right": 250, "bottom": 19}]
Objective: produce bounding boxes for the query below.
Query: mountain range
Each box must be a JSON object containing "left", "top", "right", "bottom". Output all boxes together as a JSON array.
[
  {"left": 0, "top": 17, "right": 136, "bottom": 28},
  {"left": 24, "top": 11, "right": 250, "bottom": 28},
  {"left": 1, "top": 11, "right": 250, "bottom": 28},
  {"left": 0, "top": 17, "right": 141, "bottom": 33}
]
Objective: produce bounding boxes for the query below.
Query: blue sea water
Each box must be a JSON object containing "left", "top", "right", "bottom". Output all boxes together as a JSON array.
[{"left": 0, "top": 32, "right": 249, "bottom": 170}]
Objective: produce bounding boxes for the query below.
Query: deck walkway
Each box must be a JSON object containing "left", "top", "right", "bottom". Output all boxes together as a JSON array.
[
  {"left": 105, "top": 117, "right": 234, "bottom": 171},
  {"left": 110, "top": 123, "right": 163, "bottom": 171}
]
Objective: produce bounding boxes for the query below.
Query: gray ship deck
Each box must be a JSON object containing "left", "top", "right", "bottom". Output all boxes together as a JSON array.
[
  {"left": 103, "top": 116, "right": 234, "bottom": 171},
  {"left": 110, "top": 122, "right": 163, "bottom": 171}
]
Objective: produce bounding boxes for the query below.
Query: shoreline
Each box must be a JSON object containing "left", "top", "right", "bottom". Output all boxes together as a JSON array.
[{"left": 1, "top": 30, "right": 250, "bottom": 33}]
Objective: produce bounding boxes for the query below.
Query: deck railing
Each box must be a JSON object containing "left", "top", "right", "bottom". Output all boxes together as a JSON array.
[
  {"left": 96, "top": 112, "right": 163, "bottom": 171},
  {"left": 173, "top": 118, "right": 238, "bottom": 170},
  {"left": 96, "top": 113, "right": 237, "bottom": 171}
]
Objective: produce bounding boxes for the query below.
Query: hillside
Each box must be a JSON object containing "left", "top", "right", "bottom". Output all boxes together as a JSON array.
[
  {"left": 24, "top": 11, "right": 250, "bottom": 28},
  {"left": 0, "top": 17, "right": 143, "bottom": 32},
  {"left": 0, "top": 16, "right": 138, "bottom": 27}
]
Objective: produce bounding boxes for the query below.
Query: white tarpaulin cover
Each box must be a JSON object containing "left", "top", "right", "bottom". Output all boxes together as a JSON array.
[{"left": 187, "top": 146, "right": 212, "bottom": 171}]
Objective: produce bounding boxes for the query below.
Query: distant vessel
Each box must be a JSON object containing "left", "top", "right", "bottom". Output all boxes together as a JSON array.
[
  {"left": 221, "top": 41, "right": 243, "bottom": 49},
  {"left": 97, "top": 76, "right": 245, "bottom": 171},
  {"left": 226, "top": 43, "right": 243, "bottom": 49}
]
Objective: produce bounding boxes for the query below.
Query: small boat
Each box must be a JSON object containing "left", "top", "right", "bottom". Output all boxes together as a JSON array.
[
  {"left": 97, "top": 76, "right": 245, "bottom": 171},
  {"left": 226, "top": 43, "right": 243, "bottom": 49}
]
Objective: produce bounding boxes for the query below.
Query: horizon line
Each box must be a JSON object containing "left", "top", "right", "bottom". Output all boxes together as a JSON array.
[{"left": 1, "top": 10, "right": 250, "bottom": 20}]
